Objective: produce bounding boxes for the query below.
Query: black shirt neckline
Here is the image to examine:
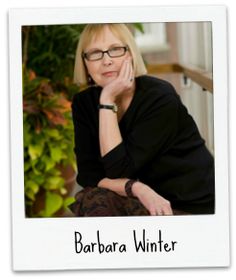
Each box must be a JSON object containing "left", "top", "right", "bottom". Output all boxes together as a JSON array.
[{"left": 118, "top": 76, "right": 141, "bottom": 125}]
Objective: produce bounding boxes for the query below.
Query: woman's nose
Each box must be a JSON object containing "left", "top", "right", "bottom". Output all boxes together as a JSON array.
[{"left": 102, "top": 53, "right": 113, "bottom": 65}]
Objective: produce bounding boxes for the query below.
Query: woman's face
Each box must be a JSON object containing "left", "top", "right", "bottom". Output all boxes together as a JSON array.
[{"left": 83, "top": 25, "right": 131, "bottom": 88}]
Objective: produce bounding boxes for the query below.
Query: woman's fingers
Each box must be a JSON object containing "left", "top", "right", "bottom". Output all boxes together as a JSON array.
[
  {"left": 150, "top": 207, "right": 172, "bottom": 216},
  {"left": 149, "top": 206, "right": 157, "bottom": 216},
  {"left": 118, "top": 58, "right": 128, "bottom": 78},
  {"left": 128, "top": 59, "right": 134, "bottom": 81},
  {"left": 124, "top": 59, "right": 131, "bottom": 79},
  {"left": 126, "top": 58, "right": 134, "bottom": 82},
  {"left": 118, "top": 58, "right": 133, "bottom": 82},
  {"left": 137, "top": 186, "right": 173, "bottom": 216},
  {"left": 132, "top": 182, "right": 173, "bottom": 216},
  {"left": 164, "top": 205, "right": 173, "bottom": 215},
  {"left": 147, "top": 200, "right": 173, "bottom": 216},
  {"left": 160, "top": 200, "right": 173, "bottom": 215}
]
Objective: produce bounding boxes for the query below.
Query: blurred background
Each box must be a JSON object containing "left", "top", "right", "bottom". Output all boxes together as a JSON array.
[
  {"left": 135, "top": 22, "right": 213, "bottom": 153},
  {"left": 22, "top": 22, "right": 213, "bottom": 218}
]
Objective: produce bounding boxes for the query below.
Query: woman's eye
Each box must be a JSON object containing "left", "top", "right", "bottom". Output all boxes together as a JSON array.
[
  {"left": 110, "top": 47, "right": 121, "bottom": 52},
  {"left": 92, "top": 50, "right": 102, "bottom": 55},
  {"left": 89, "top": 50, "right": 101, "bottom": 56},
  {"left": 87, "top": 50, "right": 102, "bottom": 60}
]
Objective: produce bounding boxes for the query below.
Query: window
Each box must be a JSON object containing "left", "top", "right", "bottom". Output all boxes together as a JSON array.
[{"left": 134, "top": 23, "right": 170, "bottom": 53}]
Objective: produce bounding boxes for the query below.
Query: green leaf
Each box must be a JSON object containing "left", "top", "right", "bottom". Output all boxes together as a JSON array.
[
  {"left": 133, "top": 23, "right": 145, "bottom": 33},
  {"left": 25, "top": 180, "right": 39, "bottom": 194},
  {"left": 59, "top": 187, "right": 67, "bottom": 195},
  {"left": 44, "top": 192, "right": 63, "bottom": 216},
  {"left": 32, "top": 164, "right": 43, "bottom": 175},
  {"left": 48, "top": 168, "right": 61, "bottom": 176},
  {"left": 24, "top": 161, "right": 32, "bottom": 172},
  {"left": 25, "top": 188, "right": 36, "bottom": 201},
  {"left": 64, "top": 196, "right": 75, "bottom": 208},
  {"left": 47, "top": 129, "right": 61, "bottom": 139},
  {"left": 49, "top": 145, "right": 64, "bottom": 162},
  {"left": 41, "top": 155, "right": 56, "bottom": 171},
  {"left": 25, "top": 180, "right": 39, "bottom": 201},
  {"left": 28, "top": 143, "right": 44, "bottom": 160},
  {"left": 23, "top": 124, "right": 32, "bottom": 147},
  {"left": 44, "top": 176, "right": 64, "bottom": 190},
  {"left": 30, "top": 174, "right": 45, "bottom": 185}
]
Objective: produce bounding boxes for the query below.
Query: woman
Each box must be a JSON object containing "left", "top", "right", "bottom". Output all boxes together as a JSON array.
[{"left": 69, "top": 23, "right": 215, "bottom": 216}]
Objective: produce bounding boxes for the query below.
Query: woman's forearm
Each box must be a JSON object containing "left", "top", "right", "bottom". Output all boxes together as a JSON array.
[
  {"left": 99, "top": 96, "right": 122, "bottom": 157},
  {"left": 98, "top": 177, "right": 147, "bottom": 199},
  {"left": 98, "top": 177, "right": 129, "bottom": 196},
  {"left": 98, "top": 177, "right": 173, "bottom": 215},
  {"left": 98, "top": 58, "right": 134, "bottom": 157}
]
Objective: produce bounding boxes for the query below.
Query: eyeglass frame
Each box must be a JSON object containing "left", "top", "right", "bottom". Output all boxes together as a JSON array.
[{"left": 82, "top": 45, "right": 129, "bottom": 61}]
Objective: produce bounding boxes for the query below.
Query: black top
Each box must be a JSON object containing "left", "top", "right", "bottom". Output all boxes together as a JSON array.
[{"left": 72, "top": 75, "right": 215, "bottom": 214}]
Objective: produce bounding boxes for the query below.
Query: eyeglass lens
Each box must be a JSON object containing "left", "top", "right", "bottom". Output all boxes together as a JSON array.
[{"left": 84, "top": 46, "right": 128, "bottom": 61}]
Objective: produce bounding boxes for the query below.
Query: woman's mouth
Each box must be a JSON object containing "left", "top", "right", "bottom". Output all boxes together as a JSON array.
[{"left": 102, "top": 71, "right": 117, "bottom": 77}]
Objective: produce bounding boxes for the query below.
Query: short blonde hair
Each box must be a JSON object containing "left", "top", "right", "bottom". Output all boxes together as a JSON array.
[{"left": 73, "top": 23, "right": 147, "bottom": 87}]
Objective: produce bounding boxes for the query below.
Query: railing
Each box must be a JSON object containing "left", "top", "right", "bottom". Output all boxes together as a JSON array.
[{"left": 146, "top": 63, "right": 213, "bottom": 93}]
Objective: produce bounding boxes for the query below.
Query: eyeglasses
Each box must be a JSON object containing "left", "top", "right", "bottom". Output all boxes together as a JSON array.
[{"left": 82, "top": 46, "right": 129, "bottom": 61}]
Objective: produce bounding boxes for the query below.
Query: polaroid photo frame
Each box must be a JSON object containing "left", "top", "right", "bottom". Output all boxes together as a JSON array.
[{"left": 9, "top": 5, "right": 230, "bottom": 270}]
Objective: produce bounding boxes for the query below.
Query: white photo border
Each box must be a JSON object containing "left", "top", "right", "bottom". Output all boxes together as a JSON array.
[{"left": 9, "top": 5, "right": 230, "bottom": 270}]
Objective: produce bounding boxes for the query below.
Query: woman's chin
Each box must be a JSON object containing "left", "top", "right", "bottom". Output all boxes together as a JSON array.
[{"left": 100, "top": 77, "right": 117, "bottom": 87}]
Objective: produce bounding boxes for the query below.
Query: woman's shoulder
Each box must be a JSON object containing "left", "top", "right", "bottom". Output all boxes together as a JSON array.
[
  {"left": 136, "top": 75, "right": 178, "bottom": 99},
  {"left": 72, "top": 85, "right": 101, "bottom": 105}
]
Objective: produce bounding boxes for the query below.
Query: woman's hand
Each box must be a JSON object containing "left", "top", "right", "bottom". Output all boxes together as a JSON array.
[
  {"left": 100, "top": 58, "right": 134, "bottom": 103},
  {"left": 132, "top": 182, "right": 173, "bottom": 216}
]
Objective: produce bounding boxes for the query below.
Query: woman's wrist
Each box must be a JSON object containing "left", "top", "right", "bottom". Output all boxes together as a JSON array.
[
  {"left": 100, "top": 99, "right": 116, "bottom": 105},
  {"left": 124, "top": 179, "right": 137, "bottom": 197},
  {"left": 131, "top": 181, "right": 147, "bottom": 198},
  {"left": 100, "top": 90, "right": 113, "bottom": 103}
]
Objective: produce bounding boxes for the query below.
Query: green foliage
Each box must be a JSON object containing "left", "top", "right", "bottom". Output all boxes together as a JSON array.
[
  {"left": 132, "top": 23, "right": 145, "bottom": 34},
  {"left": 23, "top": 68, "right": 76, "bottom": 217},
  {"left": 40, "top": 192, "right": 64, "bottom": 217},
  {"left": 22, "top": 24, "right": 86, "bottom": 84}
]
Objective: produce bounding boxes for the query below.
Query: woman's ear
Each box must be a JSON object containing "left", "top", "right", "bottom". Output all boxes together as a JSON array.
[
  {"left": 88, "top": 75, "right": 92, "bottom": 84},
  {"left": 87, "top": 74, "right": 95, "bottom": 86}
]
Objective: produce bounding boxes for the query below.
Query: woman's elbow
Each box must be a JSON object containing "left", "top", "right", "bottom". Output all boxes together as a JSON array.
[{"left": 105, "top": 165, "right": 136, "bottom": 179}]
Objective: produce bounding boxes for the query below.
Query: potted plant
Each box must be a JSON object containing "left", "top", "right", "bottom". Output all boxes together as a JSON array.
[{"left": 23, "top": 68, "right": 76, "bottom": 217}]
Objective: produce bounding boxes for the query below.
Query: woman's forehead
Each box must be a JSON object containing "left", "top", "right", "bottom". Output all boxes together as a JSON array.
[{"left": 85, "top": 25, "right": 123, "bottom": 49}]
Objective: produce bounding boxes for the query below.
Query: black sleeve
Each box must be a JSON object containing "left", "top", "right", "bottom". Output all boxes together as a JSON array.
[
  {"left": 72, "top": 94, "right": 105, "bottom": 187},
  {"left": 101, "top": 85, "right": 179, "bottom": 179}
]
